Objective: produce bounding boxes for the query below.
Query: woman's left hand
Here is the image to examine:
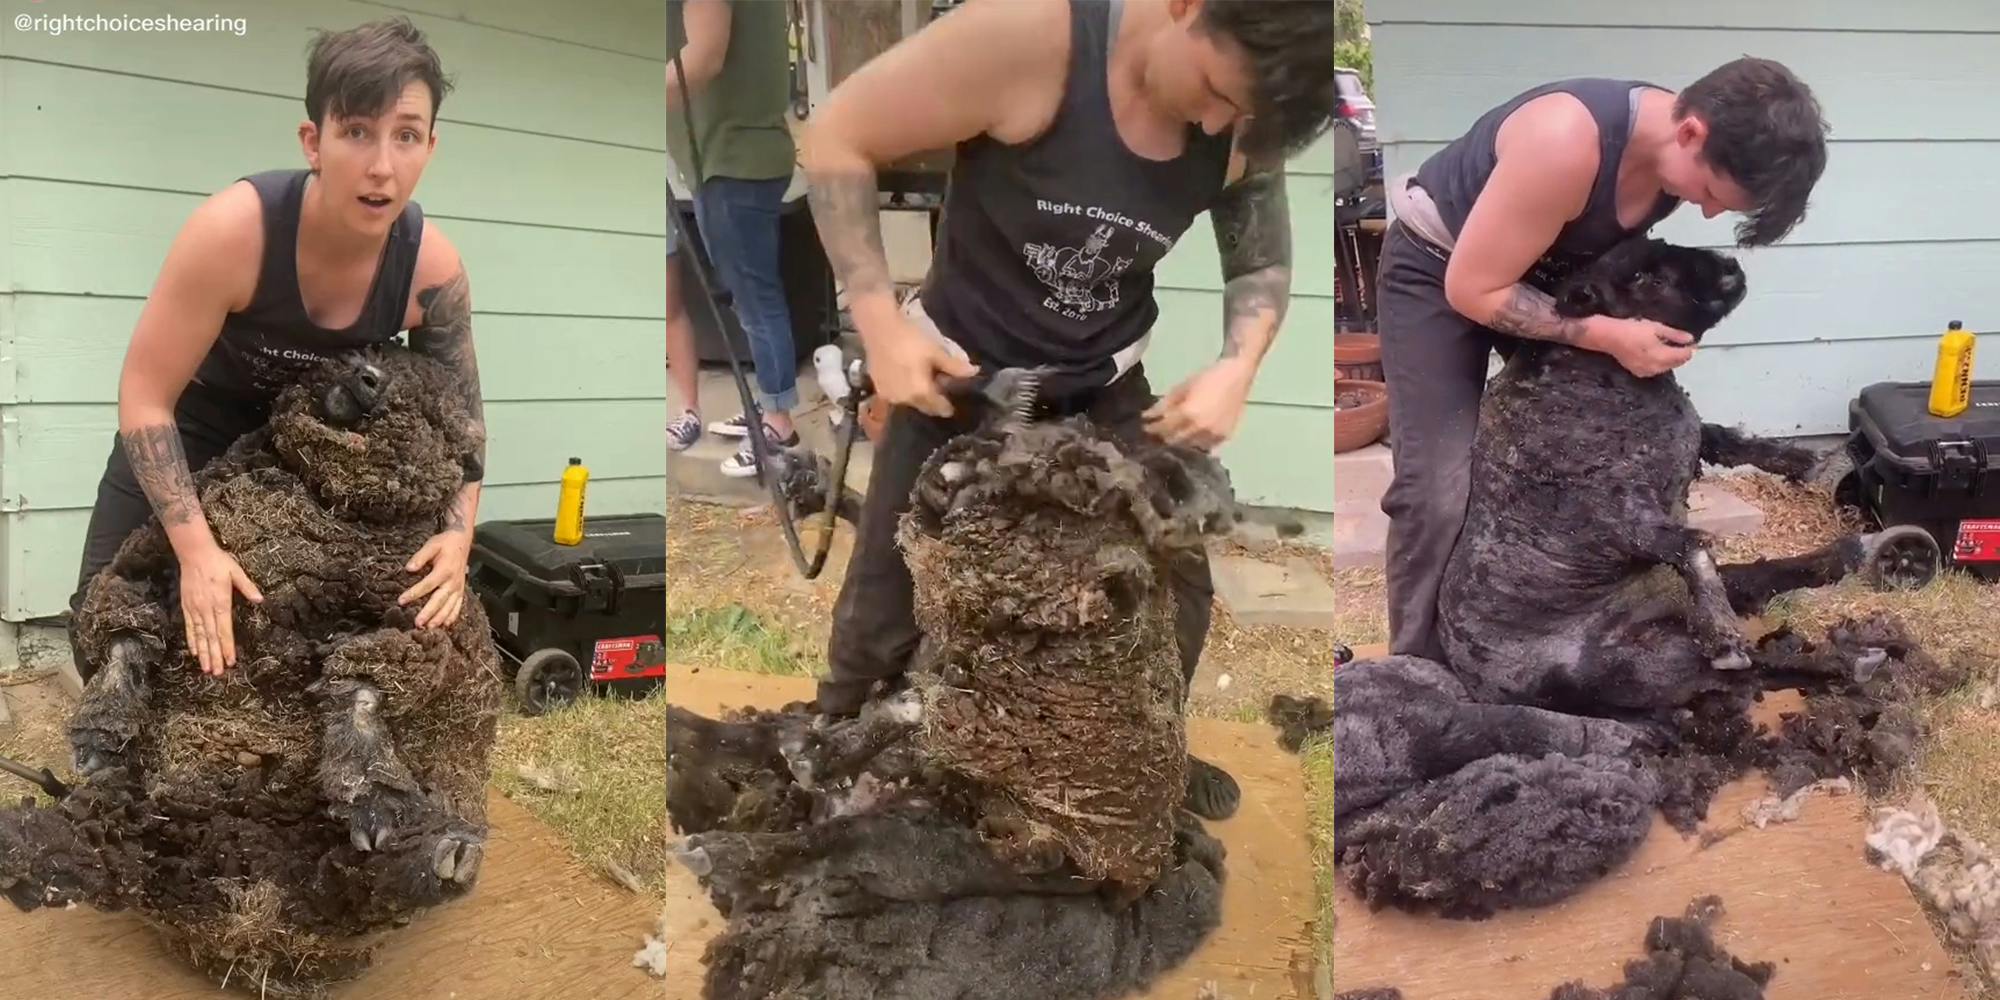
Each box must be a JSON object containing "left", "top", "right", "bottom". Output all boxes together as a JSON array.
[
  {"left": 1142, "top": 358, "right": 1258, "bottom": 452},
  {"left": 399, "top": 529, "right": 474, "bottom": 628}
]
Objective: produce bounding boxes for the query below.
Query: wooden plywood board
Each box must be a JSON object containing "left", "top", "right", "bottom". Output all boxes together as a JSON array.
[
  {"left": 1331, "top": 644, "right": 1969, "bottom": 1000},
  {"left": 662, "top": 664, "right": 1323, "bottom": 1000},
  {"left": 0, "top": 790, "right": 663, "bottom": 1000}
]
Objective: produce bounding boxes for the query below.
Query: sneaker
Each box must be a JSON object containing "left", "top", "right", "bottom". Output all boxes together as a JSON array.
[
  {"left": 707, "top": 413, "right": 753, "bottom": 438},
  {"left": 719, "top": 423, "right": 800, "bottom": 478},
  {"left": 666, "top": 409, "right": 703, "bottom": 452}
]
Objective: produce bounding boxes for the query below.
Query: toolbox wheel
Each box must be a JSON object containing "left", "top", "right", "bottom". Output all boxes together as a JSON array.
[
  {"left": 1861, "top": 525, "right": 1941, "bottom": 592},
  {"left": 516, "top": 649, "right": 584, "bottom": 716}
]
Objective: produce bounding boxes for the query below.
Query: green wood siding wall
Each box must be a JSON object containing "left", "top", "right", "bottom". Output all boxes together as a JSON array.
[
  {"left": 1368, "top": 0, "right": 2000, "bottom": 437},
  {"left": 0, "top": 0, "right": 667, "bottom": 619}
]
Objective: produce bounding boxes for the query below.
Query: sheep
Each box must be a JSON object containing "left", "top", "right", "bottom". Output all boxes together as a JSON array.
[
  {"left": 1436, "top": 235, "right": 1931, "bottom": 713},
  {"left": 665, "top": 416, "right": 1238, "bottom": 999},
  {"left": 1331, "top": 239, "right": 1946, "bottom": 919},
  {"left": 0, "top": 345, "right": 503, "bottom": 998}
]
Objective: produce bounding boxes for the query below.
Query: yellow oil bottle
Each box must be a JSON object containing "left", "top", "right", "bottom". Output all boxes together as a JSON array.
[
  {"left": 1928, "top": 321, "right": 1977, "bottom": 418},
  {"left": 553, "top": 457, "right": 589, "bottom": 545}
]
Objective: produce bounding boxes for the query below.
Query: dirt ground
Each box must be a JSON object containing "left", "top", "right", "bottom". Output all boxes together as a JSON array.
[{"left": 1332, "top": 468, "right": 2000, "bottom": 996}]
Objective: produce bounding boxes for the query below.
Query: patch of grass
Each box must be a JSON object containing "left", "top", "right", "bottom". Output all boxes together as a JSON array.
[
  {"left": 491, "top": 687, "right": 669, "bottom": 899},
  {"left": 663, "top": 602, "right": 821, "bottom": 677},
  {"left": 1302, "top": 735, "right": 1335, "bottom": 977}
]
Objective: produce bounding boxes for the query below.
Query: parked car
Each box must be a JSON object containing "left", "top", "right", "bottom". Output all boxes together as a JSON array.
[
  {"left": 1336, "top": 66, "right": 1377, "bottom": 150},
  {"left": 1336, "top": 66, "right": 1381, "bottom": 182}
]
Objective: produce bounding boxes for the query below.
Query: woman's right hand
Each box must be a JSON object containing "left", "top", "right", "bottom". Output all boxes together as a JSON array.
[
  {"left": 178, "top": 541, "right": 263, "bottom": 676},
  {"left": 859, "top": 315, "right": 979, "bottom": 418},
  {"left": 1594, "top": 316, "right": 1696, "bottom": 378}
]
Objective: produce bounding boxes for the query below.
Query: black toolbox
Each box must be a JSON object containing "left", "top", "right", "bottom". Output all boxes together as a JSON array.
[
  {"left": 467, "top": 513, "right": 667, "bottom": 714},
  {"left": 1843, "top": 380, "right": 2000, "bottom": 580}
]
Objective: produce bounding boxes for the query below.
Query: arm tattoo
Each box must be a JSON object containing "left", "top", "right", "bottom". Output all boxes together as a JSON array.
[
  {"left": 444, "top": 488, "right": 475, "bottom": 533},
  {"left": 804, "top": 169, "right": 892, "bottom": 302},
  {"left": 1212, "top": 164, "right": 1292, "bottom": 360},
  {"left": 409, "top": 269, "right": 487, "bottom": 475},
  {"left": 121, "top": 424, "right": 201, "bottom": 527},
  {"left": 1487, "top": 283, "right": 1589, "bottom": 345}
]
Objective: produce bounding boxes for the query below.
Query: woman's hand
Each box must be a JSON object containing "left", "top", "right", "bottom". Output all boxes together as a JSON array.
[{"left": 178, "top": 541, "right": 262, "bottom": 675}]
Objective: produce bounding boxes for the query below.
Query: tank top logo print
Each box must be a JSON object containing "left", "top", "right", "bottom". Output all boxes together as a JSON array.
[
  {"left": 1023, "top": 199, "right": 1177, "bottom": 322},
  {"left": 246, "top": 343, "right": 343, "bottom": 392}
]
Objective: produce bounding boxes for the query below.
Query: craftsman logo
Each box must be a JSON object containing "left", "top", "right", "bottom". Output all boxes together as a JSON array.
[
  {"left": 591, "top": 634, "right": 665, "bottom": 680},
  {"left": 1024, "top": 222, "right": 1134, "bottom": 321},
  {"left": 1954, "top": 519, "right": 2000, "bottom": 563}
]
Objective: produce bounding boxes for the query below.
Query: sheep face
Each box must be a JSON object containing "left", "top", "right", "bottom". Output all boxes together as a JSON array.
[
  {"left": 1552, "top": 237, "right": 1748, "bottom": 341},
  {"left": 267, "top": 348, "right": 481, "bottom": 523}
]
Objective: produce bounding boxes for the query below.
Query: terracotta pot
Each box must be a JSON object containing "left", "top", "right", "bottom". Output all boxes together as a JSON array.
[
  {"left": 1334, "top": 378, "right": 1389, "bottom": 454},
  {"left": 1335, "top": 331, "right": 1384, "bottom": 382}
]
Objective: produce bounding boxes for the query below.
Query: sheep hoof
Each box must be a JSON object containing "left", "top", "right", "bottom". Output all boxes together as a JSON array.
[
  {"left": 348, "top": 784, "right": 417, "bottom": 852},
  {"left": 673, "top": 840, "right": 713, "bottom": 877},
  {"left": 1711, "top": 650, "right": 1753, "bottom": 672},
  {"left": 432, "top": 834, "right": 483, "bottom": 883},
  {"left": 71, "top": 735, "right": 125, "bottom": 778},
  {"left": 1851, "top": 647, "right": 1888, "bottom": 683}
]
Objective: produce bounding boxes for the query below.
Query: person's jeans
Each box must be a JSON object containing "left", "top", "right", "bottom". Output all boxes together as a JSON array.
[{"left": 692, "top": 176, "right": 799, "bottom": 413}]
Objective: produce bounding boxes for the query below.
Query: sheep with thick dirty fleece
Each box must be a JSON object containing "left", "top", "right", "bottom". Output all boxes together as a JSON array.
[
  {"left": 1436, "top": 235, "right": 1926, "bottom": 715},
  {"left": 664, "top": 416, "right": 1237, "bottom": 1000},
  {"left": 0, "top": 345, "right": 501, "bottom": 999}
]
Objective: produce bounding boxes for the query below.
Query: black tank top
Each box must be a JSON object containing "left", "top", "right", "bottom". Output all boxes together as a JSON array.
[
  {"left": 193, "top": 169, "right": 424, "bottom": 401},
  {"left": 919, "top": 0, "right": 1233, "bottom": 398},
  {"left": 1413, "top": 78, "right": 1681, "bottom": 282}
]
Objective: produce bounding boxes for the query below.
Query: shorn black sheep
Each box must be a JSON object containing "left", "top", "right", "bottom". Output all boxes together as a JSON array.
[
  {"left": 1333, "top": 236, "right": 1944, "bottom": 919},
  {"left": 0, "top": 345, "right": 503, "bottom": 997},
  {"left": 666, "top": 414, "right": 1239, "bottom": 1000}
]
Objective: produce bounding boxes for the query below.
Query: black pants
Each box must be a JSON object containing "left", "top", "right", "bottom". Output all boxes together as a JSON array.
[
  {"left": 1374, "top": 221, "right": 1528, "bottom": 662},
  {"left": 69, "top": 383, "right": 267, "bottom": 681},
  {"left": 818, "top": 364, "right": 1215, "bottom": 714}
]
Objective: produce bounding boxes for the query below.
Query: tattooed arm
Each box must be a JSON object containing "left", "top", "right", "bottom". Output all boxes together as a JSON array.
[
  {"left": 114, "top": 181, "right": 267, "bottom": 674},
  {"left": 1443, "top": 96, "right": 1695, "bottom": 376},
  {"left": 1212, "top": 158, "right": 1292, "bottom": 366},
  {"left": 400, "top": 226, "right": 483, "bottom": 628},
  {"left": 799, "top": 0, "right": 1058, "bottom": 416},
  {"left": 1139, "top": 152, "right": 1293, "bottom": 450}
]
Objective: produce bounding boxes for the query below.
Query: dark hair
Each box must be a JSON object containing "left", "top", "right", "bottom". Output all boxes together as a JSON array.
[
  {"left": 1197, "top": 0, "right": 1339, "bottom": 160},
  {"left": 1674, "top": 57, "right": 1828, "bottom": 247},
  {"left": 305, "top": 17, "right": 454, "bottom": 131}
]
